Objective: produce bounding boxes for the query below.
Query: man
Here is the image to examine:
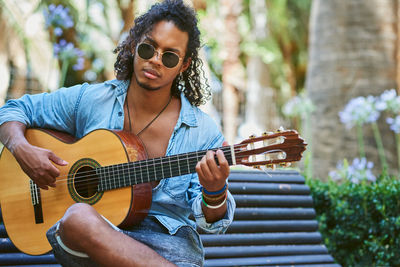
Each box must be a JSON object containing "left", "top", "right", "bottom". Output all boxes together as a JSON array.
[{"left": 0, "top": 0, "right": 235, "bottom": 266}]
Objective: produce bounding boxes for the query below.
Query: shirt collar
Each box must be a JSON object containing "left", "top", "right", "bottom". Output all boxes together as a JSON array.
[
  {"left": 105, "top": 79, "right": 198, "bottom": 128},
  {"left": 177, "top": 92, "right": 198, "bottom": 128},
  {"left": 105, "top": 79, "right": 129, "bottom": 96}
]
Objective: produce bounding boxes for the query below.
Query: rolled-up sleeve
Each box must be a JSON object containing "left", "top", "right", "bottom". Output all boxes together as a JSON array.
[
  {"left": 191, "top": 190, "right": 236, "bottom": 234},
  {"left": 0, "top": 84, "right": 86, "bottom": 134}
]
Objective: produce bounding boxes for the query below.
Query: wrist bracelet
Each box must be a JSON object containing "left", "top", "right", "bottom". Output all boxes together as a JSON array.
[
  {"left": 202, "top": 191, "right": 227, "bottom": 203},
  {"left": 202, "top": 193, "right": 227, "bottom": 209},
  {"left": 202, "top": 183, "right": 227, "bottom": 195}
]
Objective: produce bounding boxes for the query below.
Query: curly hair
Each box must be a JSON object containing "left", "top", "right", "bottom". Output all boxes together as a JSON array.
[{"left": 113, "top": 0, "right": 210, "bottom": 106}]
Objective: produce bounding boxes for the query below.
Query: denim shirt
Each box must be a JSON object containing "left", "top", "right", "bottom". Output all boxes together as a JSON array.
[{"left": 0, "top": 79, "right": 235, "bottom": 235}]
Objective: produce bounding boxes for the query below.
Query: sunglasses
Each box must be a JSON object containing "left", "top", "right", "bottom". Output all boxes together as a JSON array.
[{"left": 136, "top": 43, "right": 183, "bottom": 68}]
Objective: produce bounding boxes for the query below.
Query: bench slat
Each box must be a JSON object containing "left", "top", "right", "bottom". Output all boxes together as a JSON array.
[
  {"left": 204, "top": 254, "right": 336, "bottom": 267},
  {"left": 226, "top": 220, "right": 319, "bottom": 233},
  {"left": 228, "top": 170, "right": 305, "bottom": 183},
  {"left": 229, "top": 182, "right": 310, "bottom": 195},
  {"left": 234, "top": 195, "right": 314, "bottom": 207},
  {"left": 0, "top": 238, "right": 17, "bottom": 252},
  {"left": 204, "top": 244, "right": 329, "bottom": 258},
  {"left": 0, "top": 253, "right": 56, "bottom": 265},
  {"left": 233, "top": 207, "right": 316, "bottom": 220},
  {"left": 200, "top": 232, "right": 323, "bottom": 246}
]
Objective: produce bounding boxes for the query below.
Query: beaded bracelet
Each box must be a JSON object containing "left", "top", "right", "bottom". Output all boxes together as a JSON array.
[
  {"left": 202, "top": 191, "right": 227, "bottom": 204},
  {"left": 202, "top": 193, "right": 228, "bottom": 209},
  {"left": 202, "top": 183, "right": 227, "bottom": 195}
]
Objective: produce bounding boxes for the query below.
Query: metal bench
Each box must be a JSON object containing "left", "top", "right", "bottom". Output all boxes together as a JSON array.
[{"left": 0, "top": 170, "right": 340, "bottom": 267}]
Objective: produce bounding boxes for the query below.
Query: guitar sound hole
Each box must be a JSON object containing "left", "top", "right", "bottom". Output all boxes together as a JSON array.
[{"left": 74, "top": 166, "right": 99, "bottom": 198}]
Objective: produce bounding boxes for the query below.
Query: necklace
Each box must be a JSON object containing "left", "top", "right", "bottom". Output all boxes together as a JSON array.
[{"left": 125, "top": 95, "right": 172, "bottom": 136}]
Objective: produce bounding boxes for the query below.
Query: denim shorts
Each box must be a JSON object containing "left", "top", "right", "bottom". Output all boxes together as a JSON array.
[{"left": 46, "top": 216, "right": 204, "bottom": 267}]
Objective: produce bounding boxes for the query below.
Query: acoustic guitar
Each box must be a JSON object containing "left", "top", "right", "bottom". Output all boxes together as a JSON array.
[{"left": 0, "top": 128, "right": 306, "bottom": 255}]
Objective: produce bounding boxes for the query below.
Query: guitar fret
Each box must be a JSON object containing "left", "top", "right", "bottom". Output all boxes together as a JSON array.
[
  {"left": 145, "top": 160, "right": 149, "bottom": 183},
  {"left": 186, "top": 153, "right": 190, "bottom": 174},
  {"left": 153, "top": 158, "right": 157, "bottom": 181},
  {"left": 103, "top": 166, "right": 109, "bottom": 190},
  {"left": 122, "top": 162, "right": 127, "bottom": 187},
  {"left": 133, "top": 162, "right": 138, "bottom": 184},
  {"left": 109, "top": 165, "right": 114, "bottom": 192},
  {"left": 115, "top": 165, "right": 121, "bottom": 188},
  {"left": 107, "top": 165, "right": 112, "bottom": 190},
  {"left": 153, "top": 158, "right": 161, "bottom": 181},
  {"left": 105, "top": 166, "right": 109, "bottom": 190},
  {"left": 188, "top": 152, "right": 199, "bottom": 173},
  {"left": 115, "top": 164, "right": 120, "bottom": 189},
  {"left": 177, "top": 155, "right": 181, "bottom": 176},
  {"left": 140, "top": 161, "right": 144, "bottom": 184},
  {"left": 169, "top": 156, "right": 173, "bottom": 178},
  {"left": 108, "top": 165, "right": 113, "bottom": 190},
  {"left": 111, "top": 165, "right": 116, "bottom": 189},
  {"left": 160, "top": 158, "right": 165, "bottom": 179}
]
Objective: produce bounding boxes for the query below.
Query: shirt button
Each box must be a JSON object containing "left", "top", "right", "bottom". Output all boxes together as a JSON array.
[{"left": 118, "top": 111, "right": 123, "bottom": 116}]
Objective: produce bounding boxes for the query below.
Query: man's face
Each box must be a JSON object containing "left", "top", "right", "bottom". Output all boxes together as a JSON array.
[{"left": 133, "top": 20, "right": 189, "bottom": 92}]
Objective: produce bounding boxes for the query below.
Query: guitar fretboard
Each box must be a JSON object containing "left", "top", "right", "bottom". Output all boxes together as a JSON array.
[{"left": 96, "top": 147, "right": 233, "bottom": 192}]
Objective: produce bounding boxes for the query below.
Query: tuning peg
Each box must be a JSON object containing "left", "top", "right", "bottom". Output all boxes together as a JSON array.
[
  {"left": 276, "top": 126, "right": 285, "bottom": 132},
  {"left": 279, "top": 162, "right": 291, "bottom": 168},
  {"left": 249, "top": 134, "right": 256, "bottom": 138},
  {"left": 253, "top": 165, "right": 261, "bottom": 169},
  {"left": 266, "top": 164, "right": 276, "bottom": 170}
]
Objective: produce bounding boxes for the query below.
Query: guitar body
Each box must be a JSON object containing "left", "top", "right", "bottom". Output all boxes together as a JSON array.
[{"left": 0, "top": 129, "right": 152, "bottom": 255}]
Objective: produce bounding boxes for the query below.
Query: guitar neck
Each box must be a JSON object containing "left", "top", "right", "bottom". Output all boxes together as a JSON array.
[{"left": 97, "top": 146, "right": 234, "bottom": 192}]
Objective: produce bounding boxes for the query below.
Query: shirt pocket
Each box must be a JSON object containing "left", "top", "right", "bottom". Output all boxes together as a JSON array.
[{"left": 162, "top": 174, "right": 191, "bottom": 199}]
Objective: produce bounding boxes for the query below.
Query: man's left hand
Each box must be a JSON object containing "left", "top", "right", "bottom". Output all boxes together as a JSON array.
[{"left": 195, "top": 141, "right": 230, "bottom": 191}]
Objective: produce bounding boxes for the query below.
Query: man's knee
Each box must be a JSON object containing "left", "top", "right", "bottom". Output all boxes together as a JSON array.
[
  {"left": 61, "top": 203, "right": 97, "bottom": 229},
  {"left": 59, "top": 203, "right": 100, "bottom": 248}
]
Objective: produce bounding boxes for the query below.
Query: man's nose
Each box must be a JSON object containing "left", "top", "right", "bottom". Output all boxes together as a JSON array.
[{"left": 149, "top": 50, "right": 162, "bottom": 64}]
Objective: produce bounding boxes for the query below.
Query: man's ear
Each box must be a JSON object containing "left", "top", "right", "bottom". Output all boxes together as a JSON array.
[{"left": 181, "top": 57, "right": 192, "bottom": 72}]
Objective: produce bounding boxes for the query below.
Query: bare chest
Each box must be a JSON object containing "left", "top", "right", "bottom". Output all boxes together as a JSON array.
[{"left": 123, "top": 113, "right": 178, "bottom": 159}]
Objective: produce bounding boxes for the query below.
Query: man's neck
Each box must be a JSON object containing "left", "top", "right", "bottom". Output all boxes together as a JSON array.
[{"left": 127, "top": 78, "right": 173, "bottom": 115}]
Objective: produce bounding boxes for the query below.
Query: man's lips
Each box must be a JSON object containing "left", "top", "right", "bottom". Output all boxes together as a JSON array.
[{"left": 143, "top": 69, "right": 160, "bottom": 80}]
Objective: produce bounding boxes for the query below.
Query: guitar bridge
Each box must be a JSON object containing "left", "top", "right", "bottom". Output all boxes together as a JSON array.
[{"left": 29, "top": 180, "right": 43, "bottom": 224}]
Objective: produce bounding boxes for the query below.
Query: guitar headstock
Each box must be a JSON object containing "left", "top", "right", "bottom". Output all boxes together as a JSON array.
[{"left": 233, "top": 129, "right": 307, "bottom": 168}]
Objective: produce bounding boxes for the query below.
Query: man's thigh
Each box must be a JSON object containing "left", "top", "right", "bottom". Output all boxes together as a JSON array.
[{"left": 46, "top": 216, "right": 204, "bottom": 267}]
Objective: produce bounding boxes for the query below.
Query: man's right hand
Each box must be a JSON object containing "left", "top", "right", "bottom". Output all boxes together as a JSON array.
[{"left": 12, "top": 142, "right": 68, "bottom": 190}]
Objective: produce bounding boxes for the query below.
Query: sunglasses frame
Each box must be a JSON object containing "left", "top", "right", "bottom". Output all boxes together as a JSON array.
[{"left": 136, "top": 42, "right": 183, "bottom": 68}]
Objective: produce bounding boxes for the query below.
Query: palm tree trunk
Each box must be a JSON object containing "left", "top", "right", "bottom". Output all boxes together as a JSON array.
[
  {"left": 306, "top": 0, "right": 398, "bottom": 178},
  {"left": 220, "top": 0, "right": 242, "bottom": 143}
]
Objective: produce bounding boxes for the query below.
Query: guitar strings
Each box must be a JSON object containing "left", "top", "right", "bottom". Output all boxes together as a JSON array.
[
  {"left": 56, "top": 146, "right": 291, "bottom": 187},
  {"left": 34, "top": 142, "right": 292, "bottom": 191},
  {"left": 52, "top": 139, "right": 291, "bottom": 183},
  {"left": 52, "top": 145, "right": 242, "bottom": 184},
  {"left": 50, "top": 136, "right": 293, "bottom": 183},
  {"left": 43, "top": 145, "right": 261, "bottom": 188},
  {"left": 50, "top": 156, "right": 289, "bottom": 191}
]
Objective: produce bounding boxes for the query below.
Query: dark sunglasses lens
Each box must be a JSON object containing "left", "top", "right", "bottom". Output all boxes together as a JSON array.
[
  {"left": 162, "top": 52, "right": 180, "bottom": 68},
  {"left": 137, "top": 43, "right": 154, "bottom": 60}
]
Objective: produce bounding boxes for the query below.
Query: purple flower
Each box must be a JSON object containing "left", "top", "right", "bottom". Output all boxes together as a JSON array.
[
  {"left": 53, "top": 39, "right": 85, "bottom": 70},
  {"left": 329, "top": 157, "right": 376, "bottom": 183},
  {"left": 54, "top": 27, "right": 63, "bottom": 36},
  {"left": 339, "top": 96, "right": 380, "bottom": 129},
  {"left": 386, "top": 116, "right": 400, "bottom": 134},
  {"left": 376, "top": 89, "right": 400, "bottom": 113},
  {"left": 43, "top": 4, "right": 74, "bottom": 30},
  {"left": 73, "top": 57, "right": 84, "bottom": 71}
]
